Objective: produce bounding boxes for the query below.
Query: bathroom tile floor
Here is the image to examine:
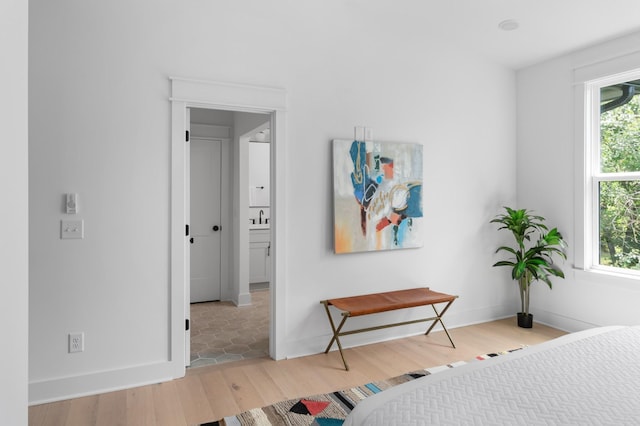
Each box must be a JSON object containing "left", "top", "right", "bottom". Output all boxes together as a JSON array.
[{"left": 189, "top": 289, "right": 269, "bottom": 369}]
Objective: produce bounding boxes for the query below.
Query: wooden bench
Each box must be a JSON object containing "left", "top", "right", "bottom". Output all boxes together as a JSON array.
[{"left": 320, "top": 287, "right": 458, "bottom": 370}]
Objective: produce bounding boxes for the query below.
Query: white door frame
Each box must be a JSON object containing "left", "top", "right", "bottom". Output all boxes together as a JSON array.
[{"left": 169, "top": 77, "right": 287, "bottom": 375}]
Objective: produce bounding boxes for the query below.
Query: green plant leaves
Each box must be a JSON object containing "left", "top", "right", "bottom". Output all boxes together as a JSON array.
[{"left": 491, "top": 206, "right": 567, "bottom": 316}]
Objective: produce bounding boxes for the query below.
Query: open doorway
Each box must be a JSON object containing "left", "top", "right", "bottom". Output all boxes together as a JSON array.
[
  {"left": 188, "top": 108, "right": 271, "bottom": 368},
  {"left": 170, "top": 77, "right": 286, "bottom": 376}
]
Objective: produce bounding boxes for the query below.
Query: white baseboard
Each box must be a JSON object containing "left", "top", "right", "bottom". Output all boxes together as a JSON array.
[
  {"left": 529, "top": 309, "right": 600, "bottom": 333},
  {"left": 29, "top": 360, "right": 181, "bottom": 405},
  {"left": 237, "top": 291, "right": 252, "bottom": 306},
  {"left": 250, "top": 282, "right": 270, "bottom": 292}
]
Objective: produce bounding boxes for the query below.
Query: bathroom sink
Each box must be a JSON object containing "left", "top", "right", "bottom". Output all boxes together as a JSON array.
[{"left": 249, "top": 223, "right": 270, "bottom": 230}]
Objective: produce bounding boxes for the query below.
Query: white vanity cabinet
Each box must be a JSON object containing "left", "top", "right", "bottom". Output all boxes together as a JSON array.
[{"left": 249, "top": 229, "right": 270, "bottom": 284}]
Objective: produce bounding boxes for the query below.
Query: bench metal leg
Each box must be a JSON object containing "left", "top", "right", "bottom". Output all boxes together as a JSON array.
[
  {"left": 425, "top": 299, "right": 456, "bottom": 348},
  {"left": 321, "top": 301, "right": 351, "bottom": 370}
]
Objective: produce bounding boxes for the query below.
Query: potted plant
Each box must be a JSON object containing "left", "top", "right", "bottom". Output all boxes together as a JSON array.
[{"left": 490, "top": 207, "right": 567, "bottom": 328}]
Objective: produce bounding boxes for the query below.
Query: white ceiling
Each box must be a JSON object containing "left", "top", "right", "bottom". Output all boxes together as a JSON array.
[{"left": 357, "top": 0, "right": 640, "bottom": 69}]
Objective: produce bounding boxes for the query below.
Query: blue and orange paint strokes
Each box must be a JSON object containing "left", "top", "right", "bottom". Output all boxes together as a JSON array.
[{"left": 333, "top": 139, "right": 423, "bottom": 254}]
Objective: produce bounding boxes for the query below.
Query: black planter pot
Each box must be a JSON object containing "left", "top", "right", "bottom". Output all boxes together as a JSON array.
[{"left": 517, "top": 312, "right": 533, "bottom": 328}]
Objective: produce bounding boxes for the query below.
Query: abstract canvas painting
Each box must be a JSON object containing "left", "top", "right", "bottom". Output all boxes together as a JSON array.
[{"left": 333, "top": 139, "right": 423, "bottom": 254}]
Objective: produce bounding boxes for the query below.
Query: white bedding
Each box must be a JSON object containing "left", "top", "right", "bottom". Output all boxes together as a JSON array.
[{"left": 344, "top": 325, "right": 640, "bottom": 425}]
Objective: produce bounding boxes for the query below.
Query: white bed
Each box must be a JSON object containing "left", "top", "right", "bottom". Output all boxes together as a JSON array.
[{"left": 344, "top": 325, "right": 640, "bottom": 425}]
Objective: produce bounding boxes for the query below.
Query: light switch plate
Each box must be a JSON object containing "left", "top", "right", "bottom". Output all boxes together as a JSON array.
[
  {"left": 66, "top": 193, "right": 78, "bottom": 214},
  {"left": 61, "top": 220, "right": 84, "bottom": 239}
]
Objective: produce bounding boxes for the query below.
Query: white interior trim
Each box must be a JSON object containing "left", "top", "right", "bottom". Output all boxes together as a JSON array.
[
  {"left": 170, "top": 78, "right": 287, "bottom": 373},
  {"left": 574, "top": 50, "right": 640, "bottom": 84},
  {"left": 572, "top": 53, "right": 640, "bottom": 285},
  {"left": 29, "top": 362, "right": 174, "bottom": 405},
  {"left": 170, "top": 77, "right": 286, "bottom": 112}
]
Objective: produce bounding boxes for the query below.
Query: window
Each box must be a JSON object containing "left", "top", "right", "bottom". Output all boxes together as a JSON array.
[{"left": 586, "top": 74, "right": 640, "bottom": 274}]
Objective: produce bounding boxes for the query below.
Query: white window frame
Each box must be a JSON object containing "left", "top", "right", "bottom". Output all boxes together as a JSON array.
[{"left": 575, "top": 61, "right": 640, "bottom": 282}]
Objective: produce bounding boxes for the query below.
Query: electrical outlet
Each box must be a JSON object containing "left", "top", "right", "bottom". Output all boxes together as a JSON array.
[
  {"left": 69, "top": 332, "right": 84, "bottom": 353},
  {"left": 61, "top": 219, "right": 84, "bottom": 239}
]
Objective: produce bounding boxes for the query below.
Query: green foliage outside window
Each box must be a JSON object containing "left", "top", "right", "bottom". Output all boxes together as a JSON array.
[{"left": 599, "top": 91, "right": 640, "bottom": 269}]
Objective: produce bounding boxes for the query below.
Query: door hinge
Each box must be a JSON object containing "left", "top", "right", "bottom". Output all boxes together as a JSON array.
[
  {"left": 185, "top": 130, "right": 190, "bottom": 142},
  {"left": 185, "top": 319, "right": 190, "bottom": 331},
  {"left": 185, "top": 224, "right": 189, "bottom": 236}
]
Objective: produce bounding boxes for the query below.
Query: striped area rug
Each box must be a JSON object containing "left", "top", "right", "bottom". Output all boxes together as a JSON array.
[{"left": 202, "top": 349, "right": 521, "bottom": 426}]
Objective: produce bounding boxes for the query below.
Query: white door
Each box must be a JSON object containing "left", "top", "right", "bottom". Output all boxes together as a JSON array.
[{"left": 190, "top": 138, "right": 222, "bottom": 303}]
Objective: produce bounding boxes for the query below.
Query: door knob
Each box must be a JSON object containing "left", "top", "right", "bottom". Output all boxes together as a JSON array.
[
  {"left": 212, "top": 225, "right": 220, "bottom": 231},
  {"left": 189, "top": 237, "right": 194, "bottom": 244}
]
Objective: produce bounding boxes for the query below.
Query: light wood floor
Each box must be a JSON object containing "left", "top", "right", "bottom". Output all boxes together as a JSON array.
[{"left": 28, "top": 318, "right": 566, "bottom": 426}]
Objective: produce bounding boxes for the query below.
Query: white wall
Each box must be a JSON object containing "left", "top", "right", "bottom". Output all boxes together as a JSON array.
[
  {"left": 1, "top": 0, "right": 29, "bottom": 422},
  {"left": 29, "top": 0, "right": 517, "bottom": 402},
  {"left": 517, "top": 31, "right": 640, "bottom": 331}
]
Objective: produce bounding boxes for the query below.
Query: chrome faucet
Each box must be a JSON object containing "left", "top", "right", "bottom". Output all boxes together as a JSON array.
[{"left": 259, "top": 209, "right": 264, "bottom": 224}]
